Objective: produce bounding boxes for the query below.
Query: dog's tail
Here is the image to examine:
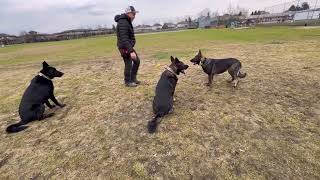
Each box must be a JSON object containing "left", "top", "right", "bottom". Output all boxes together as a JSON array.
[
  {"left": 6, "top": 121, "right": 28, "bottom": 134},
  {"left": 148, "top": 114, "right": 162, "bottom": 134},
  {"left": 238, "top": 71, "right": 247, "bottom": 78}
]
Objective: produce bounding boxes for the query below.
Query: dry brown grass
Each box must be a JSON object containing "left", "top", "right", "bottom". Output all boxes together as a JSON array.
[{"left": 0, "top": 33, "right": 320, "bottom": 179}]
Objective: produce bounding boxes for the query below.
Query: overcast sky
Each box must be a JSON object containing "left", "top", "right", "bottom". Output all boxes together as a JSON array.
[{"left": 0, "top": 0, "right": 289, "bottom": 35}]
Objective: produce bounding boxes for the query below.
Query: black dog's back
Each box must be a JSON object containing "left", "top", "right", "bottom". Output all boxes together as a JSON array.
[
  {"left": 153, "top": 71, "right": 177, "bottom": 115},
  {"left": 19, "top": 76, "right": 53, "bottom": 117},
  {"left": 203, "top": 58, "right": 241, "bottom": 75}
]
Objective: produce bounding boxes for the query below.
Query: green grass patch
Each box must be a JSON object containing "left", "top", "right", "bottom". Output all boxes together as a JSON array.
[{"left": 0, "top": 27, "right": 319, "bottom": 66}]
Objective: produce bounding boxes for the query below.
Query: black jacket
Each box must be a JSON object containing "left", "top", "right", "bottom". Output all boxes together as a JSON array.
[{"left": 114, "top": 14, "right": 136, "bottom": 53}]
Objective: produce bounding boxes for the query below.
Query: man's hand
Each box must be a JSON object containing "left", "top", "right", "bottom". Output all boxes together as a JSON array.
[{"left": 130, "top": 52, "right": 137, "bottom": 60}]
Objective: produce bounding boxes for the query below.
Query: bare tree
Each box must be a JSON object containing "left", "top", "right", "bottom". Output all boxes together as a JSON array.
[
  {"left": 211, "top": 11, "right": 220, "bottom": 17},
  {"left": 19, "top": 31, "right": 28, "bottom": 36},
  {"left": 97, "top": 25, "right": 102, "bottom": 29},
  {"left": 235, "top": 5, "right": 249, "bottom": 16},
  {"left": 198, "top": 8, "right": 211, "bottom": 17},
  {"left": 19, "top": 31, "right": 28, "bottom": 43},
  {"left": 301, "top": 2, "right": 310, "bottom": 10},
  {"left": 227, "top": 3, "right": 236, "bottom": 15},
  {"left": 188, "top": 17, "right": 192, "bottom": 24},
  {"left": 227, "top": 4, "right": 248, "bottom": 16}
]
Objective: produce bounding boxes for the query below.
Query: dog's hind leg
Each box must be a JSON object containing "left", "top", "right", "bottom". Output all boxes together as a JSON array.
[
  {"left": 233, "top": 76, "right": 239, "bottom": 87},
  {"left": 228, "top": 64, "right": 237, "bottom": 82},
  {"left": 228, "top": 64, "right": 240, "bottom": 87},
  {"left": 37, "top": 104, "right": 54, "bottom": 121},
  {"left": 148, "top": 114, "right": 163, "bottom": 133}
]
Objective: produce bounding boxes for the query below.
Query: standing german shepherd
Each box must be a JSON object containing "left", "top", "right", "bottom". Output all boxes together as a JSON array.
[
  {"left": 6, "top": 61, "right": 66, "bottom": 133},
  {"left": 148, "top": 56, "right": 189, "bottom": 133},
  {"left": 190, "top": 50, "right": 247, "bottom": 87}
]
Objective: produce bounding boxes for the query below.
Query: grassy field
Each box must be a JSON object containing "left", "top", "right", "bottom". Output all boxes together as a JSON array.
[{"left": 0, "top": 27, "right": 320, "bottom": 179}]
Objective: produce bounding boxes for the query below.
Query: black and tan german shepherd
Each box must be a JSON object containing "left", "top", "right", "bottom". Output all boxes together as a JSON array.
[
  {"left": 6, "top": 61, "right": 65, "bottom": 133},
  {"left": 190, "top": 50, "right": 247, "bottom": 87},
  {"left": 148, "top": 56, "right": 189, "bottom": 133}
]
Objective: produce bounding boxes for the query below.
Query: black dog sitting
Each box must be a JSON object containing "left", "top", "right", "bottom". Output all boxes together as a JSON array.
[
  {"left": 148, "top": 56, "right": 189, "bottom": 133},
  {"left": 190, "top": 50, "right": 247, "bottom": 87},
  {"left": 6, "top": 61, "right": 65, "bottom": 133}
]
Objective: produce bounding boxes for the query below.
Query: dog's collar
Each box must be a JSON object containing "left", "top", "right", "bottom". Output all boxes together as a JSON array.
[
  {"left": 38, "top": 72, "right": 52, "bottom": 80},
  {"left": 200, "top": 56, "right": 206, "bottom": 63},
  {"left": 201, "top": 57, "right": 210, "bottom": 66},
  {"left": 165, "top": 66, "right": 178, "bottom": 77}
]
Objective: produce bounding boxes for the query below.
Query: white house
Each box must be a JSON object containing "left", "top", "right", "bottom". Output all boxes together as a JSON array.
[
  {"left": 151, "top": 23, "right": 162, "bottom": 30},
  {"left": 177, "top": 22, "right": 189, "bottom": 28},
  {"left": 135, "top": 25, "right": 153, "bottom": 32},
  {"left": 162, "top": 23, "right": 177, "bottom": 29},
  {"left": 294, "top": 9, "right": 320, "bottom": 21}
]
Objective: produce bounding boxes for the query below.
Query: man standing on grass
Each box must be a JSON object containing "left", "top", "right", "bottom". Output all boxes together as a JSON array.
[{"left": 115, "top": 6, "right": 141, "bottom": 87}]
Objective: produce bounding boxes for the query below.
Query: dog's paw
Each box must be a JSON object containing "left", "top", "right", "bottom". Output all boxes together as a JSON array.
[
  {"left": 205, "top": 83, "right": 212, "bottom": 87},
  {"left": 232, "top": 81, "right": 238, "bottom": 88},
  {"left": 147, "top": 121, "right": 157, "bottom": 134},
  {"left": 47, "top": 113, "right": 55, "bottom": 118},
  {"left": 59, "top": 104, "right": 66, "bottom": 108}
]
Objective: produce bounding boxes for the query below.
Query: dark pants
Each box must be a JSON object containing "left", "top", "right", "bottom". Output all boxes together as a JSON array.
[{"left": 120, "top": 49, "right": 140, "bottom": 83}]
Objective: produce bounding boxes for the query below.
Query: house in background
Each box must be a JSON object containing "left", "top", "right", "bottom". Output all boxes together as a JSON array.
[
  {"left": 177, "top": 21, "right": 189, "bottom": 28},
  {"left": 162, "top": 23, "right": 177, "bottom": 29},
  {"left": 152, "top": 23, "right": 163, "bottom": 30},
  {"left": 247, "top": 12, "right": 294, "bottom": 24},
  {"left": 134, "top": 25, "right": 153, "bottom": 33},
  {"left": 294, "top": 8, "right": 320, "bottom": 21},
  {"left": 0, "top": 33, "right": 20, "bottom": 45}
]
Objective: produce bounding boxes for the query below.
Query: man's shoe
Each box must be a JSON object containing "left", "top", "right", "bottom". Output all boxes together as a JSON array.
[
  {"left": 125, "top": 82, "right": 138, "bottom": 87},
  {"left": 134, "top": 79, "right": 141, "bottom": 84},
  {"left": 133, "top": 76, "right": 141, "bottom": 84}
]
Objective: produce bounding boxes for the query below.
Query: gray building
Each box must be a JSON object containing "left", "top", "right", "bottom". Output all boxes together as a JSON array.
[{"left": 294, "top": 8, "right": 320, "bottom": 21}]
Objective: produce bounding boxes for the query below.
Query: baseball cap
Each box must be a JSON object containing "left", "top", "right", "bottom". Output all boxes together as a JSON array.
[{"left": 125, "top": 6, "right": 139, "bottom": 13}]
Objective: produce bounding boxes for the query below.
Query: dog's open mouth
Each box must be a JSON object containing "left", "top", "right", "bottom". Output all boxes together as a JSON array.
[{"left": 190, "top": 60, "right": 198, "bottom": 65}]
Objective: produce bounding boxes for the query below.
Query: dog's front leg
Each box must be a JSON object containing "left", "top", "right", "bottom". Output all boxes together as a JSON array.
[
  {"left": 45, "top": 100, "right": 55, "bottom": 109},
  {"left": 50, "top": 95, "right": 65, "bottom": 108},
  {"left": 206, "top": 74, "right": 214, "bottom": 87}
]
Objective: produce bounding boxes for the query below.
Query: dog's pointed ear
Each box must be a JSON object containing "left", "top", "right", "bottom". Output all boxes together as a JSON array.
[
  {"left": 199, "top": 50, "right": 202, "bottom": 56},
  {"left": 43, "top": 61, "right": 49, "bottom": 68},
  {"left": 170, "top": 56, "right": 175, "bottom": 63},
  {"left": 174, "top": 57, "right": 180, "bottom": 63}
]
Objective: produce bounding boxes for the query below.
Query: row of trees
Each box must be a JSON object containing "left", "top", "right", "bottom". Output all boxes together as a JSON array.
[
  {"left": 197, "top": 5, "right": 248, "bottom": 18},
  {"left": 288, "top": 2, "right": 310, "bottom": 11},
  {"left": 251, "top": 11, "right": 269, "bottom": 15},
  {"left": 250, "top": 2, "right": 310, "bottom": 16}
]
